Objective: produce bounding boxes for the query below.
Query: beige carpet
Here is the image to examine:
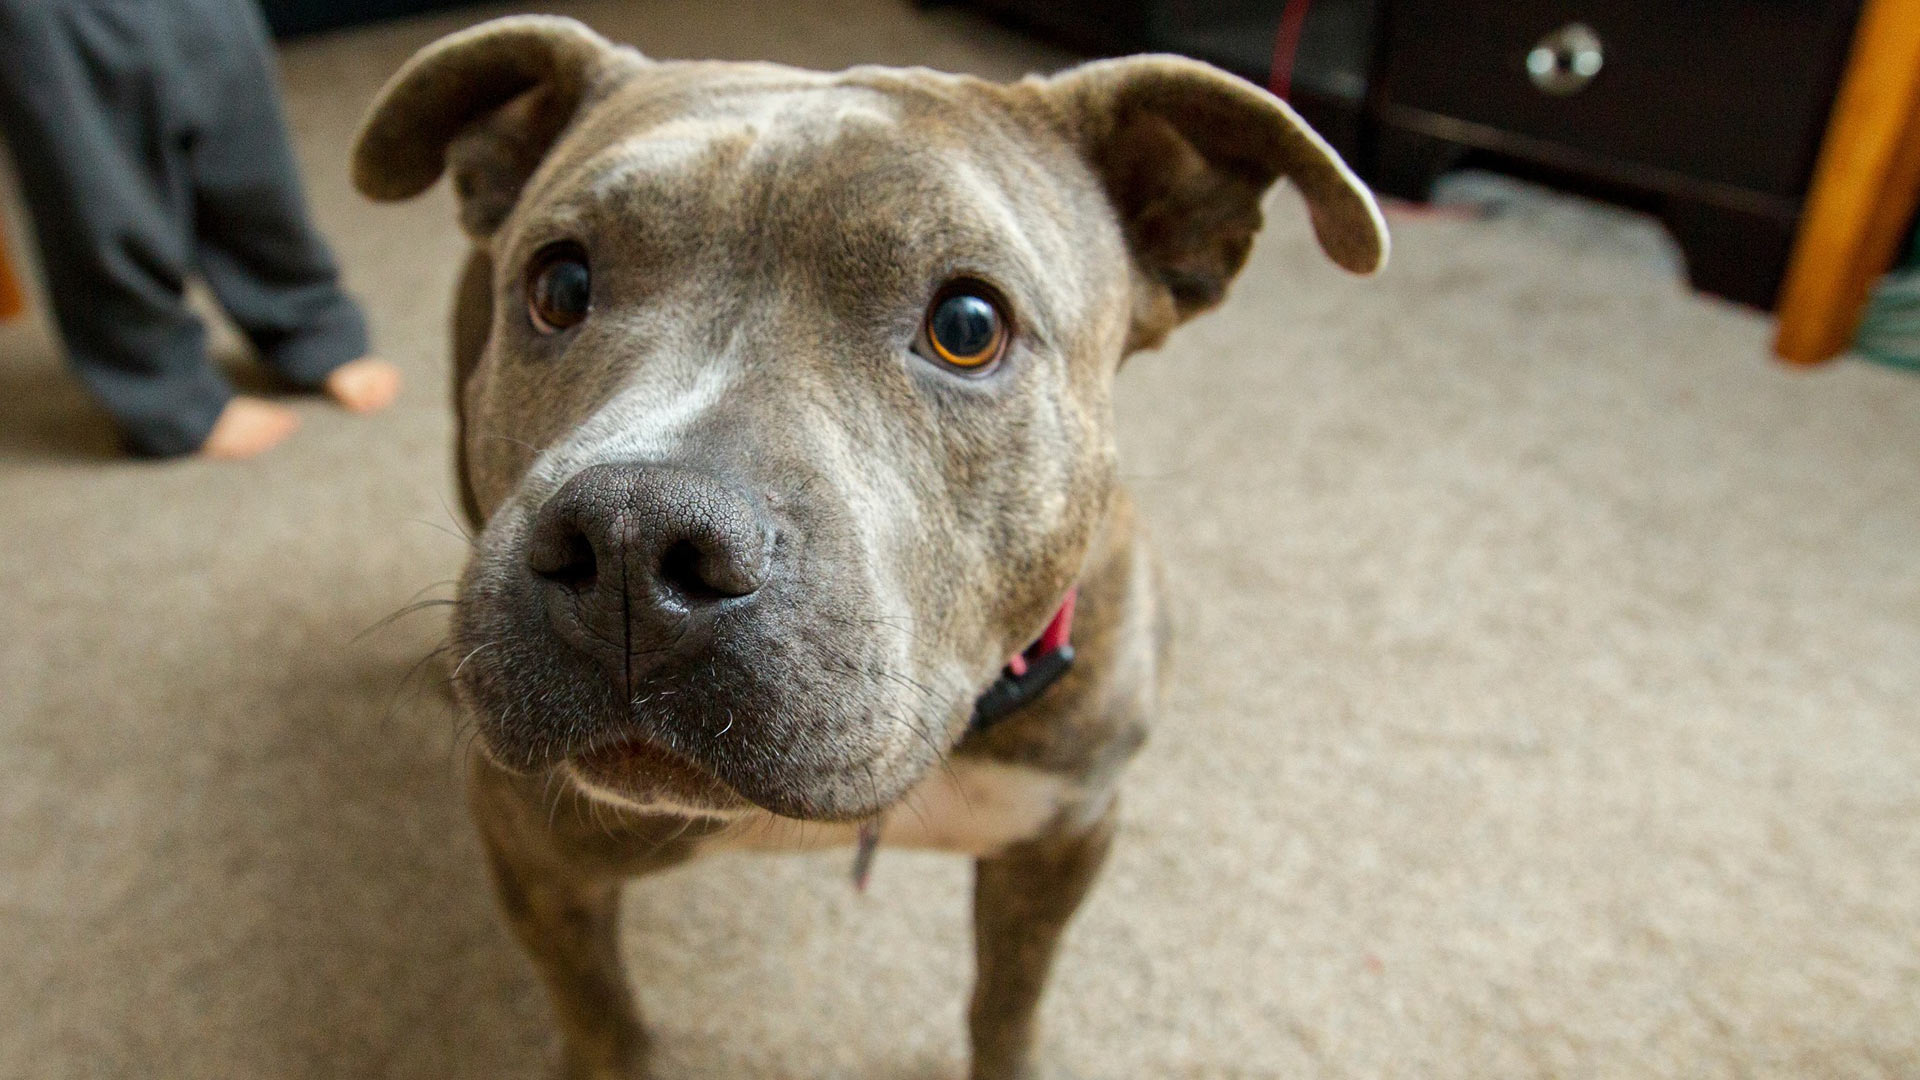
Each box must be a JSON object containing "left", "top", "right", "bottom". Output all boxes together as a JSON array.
[{"left": 3, "top": 2, "right": 1917, "bottom": 1077}]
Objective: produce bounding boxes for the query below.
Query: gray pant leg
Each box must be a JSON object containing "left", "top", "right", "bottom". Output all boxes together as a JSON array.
[
  {"left": 0, "top": 0, "right": 229, "bottom": 457},
  {"left": 175, "top": 0, "right": 367, "bottom": 386}
]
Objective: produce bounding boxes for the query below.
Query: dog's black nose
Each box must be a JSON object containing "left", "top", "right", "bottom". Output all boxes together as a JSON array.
[{"left": 526, "top": 463, "right": 774, "bottom": 653}]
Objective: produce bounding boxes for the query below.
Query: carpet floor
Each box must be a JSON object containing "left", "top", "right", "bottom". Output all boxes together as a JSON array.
[{"left": 2, "top": 1, "right": 1916, "bottom": 1077}]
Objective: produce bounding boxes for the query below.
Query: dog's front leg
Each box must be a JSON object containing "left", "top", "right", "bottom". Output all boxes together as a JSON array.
[
  {"left": 483, "top": 853, "right": 646, "bottom": 1079},
  {"left": 968, "top": 805, "right": 1118, "bottom": 1080},
  {"left": 471, "top": 766, "right": 658, "bottom": 1080}
]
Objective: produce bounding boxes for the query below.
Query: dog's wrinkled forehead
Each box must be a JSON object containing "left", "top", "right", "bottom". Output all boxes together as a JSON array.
[
  {"left": 587, "top": 79, "right": 904, "bottom": 184},
  {"left": 520, "top": 70, "right": 1097, "bottom": 328}
]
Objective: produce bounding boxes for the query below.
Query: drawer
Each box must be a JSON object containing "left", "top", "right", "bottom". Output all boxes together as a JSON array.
[{"left": 1377, "top": 0, "right": 1860, "bottom": 200}]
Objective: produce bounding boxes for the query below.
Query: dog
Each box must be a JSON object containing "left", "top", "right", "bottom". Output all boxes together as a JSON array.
[{"left": 352, "top": 16, "right": 1385, "bottom": 1078}]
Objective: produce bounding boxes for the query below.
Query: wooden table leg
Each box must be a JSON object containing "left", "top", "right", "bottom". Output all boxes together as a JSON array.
[
  {"left": 0, "top": 212, "right": 25, "bottom": 322},
  {"left": 1774, "top": 0, "right": 1920, "bottom": 365}
]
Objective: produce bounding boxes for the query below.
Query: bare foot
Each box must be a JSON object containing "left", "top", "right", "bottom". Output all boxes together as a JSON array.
[
  {"left": 200, "top": 397, "right": 301, "bottom": 460},
  {"left": 323, "top": 356, "right": 402, "bottom": 414}
]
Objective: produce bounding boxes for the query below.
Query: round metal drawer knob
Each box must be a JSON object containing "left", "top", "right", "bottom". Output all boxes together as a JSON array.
[{"left": 1527, "top": 23, "right": 1604, "bottom": 95}]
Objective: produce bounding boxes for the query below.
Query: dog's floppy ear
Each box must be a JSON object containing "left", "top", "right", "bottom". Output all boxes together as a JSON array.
[
  {"left": 1041, "top": 55, "right": 1387, "bottom": 347},
  {"left": 351, "top": 15, "right": 640, "bottom": 237}
]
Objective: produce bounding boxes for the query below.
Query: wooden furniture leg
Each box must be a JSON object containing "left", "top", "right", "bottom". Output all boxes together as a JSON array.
[
  {"left": 0, "top": 212, "right": 25, "bottom": 322},
  {"left": 1774, "top": 0, "right": 1920, "bottom": 365}
]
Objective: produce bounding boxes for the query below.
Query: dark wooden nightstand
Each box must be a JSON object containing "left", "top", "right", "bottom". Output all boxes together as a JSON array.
[{"left": 1366, "top": 0, "right": 1863, "bottom": 308}]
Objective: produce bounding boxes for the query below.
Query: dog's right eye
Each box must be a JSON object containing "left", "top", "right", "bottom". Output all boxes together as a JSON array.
[
  {"left": 527, "top": 242, "right": 591, "bottom": 334},
  {"left": 914, "top": 280, "right": 1010, "bottom": 374}
]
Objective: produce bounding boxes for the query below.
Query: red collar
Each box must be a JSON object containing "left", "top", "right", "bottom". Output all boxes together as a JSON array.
[{"left": 970, "top": 588, "right": 1078, "bottom": 732}]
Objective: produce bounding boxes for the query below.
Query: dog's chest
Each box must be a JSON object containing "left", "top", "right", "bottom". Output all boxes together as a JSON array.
[{"left": 706, "top": 759, "right": 1088, "bottom": 858}]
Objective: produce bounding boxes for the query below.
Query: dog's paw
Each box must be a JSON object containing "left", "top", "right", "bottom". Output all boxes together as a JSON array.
[
  {"left": 967, "top": 1061, "right": 1060, "bottom": 1080},
  {"left": 968, "top": 1059, "right": 1098, "bottom": 1080},
  {"left": 555, "top": 1035, "right": 652, "bottom": 1080},
  {"left": 555, "top": 1059, "right": 650, "bottom": 1080}
]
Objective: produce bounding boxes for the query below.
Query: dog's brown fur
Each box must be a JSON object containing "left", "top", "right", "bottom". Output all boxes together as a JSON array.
[{"left": 353, "top": 16, "right": 1384, "bottom": 1079}]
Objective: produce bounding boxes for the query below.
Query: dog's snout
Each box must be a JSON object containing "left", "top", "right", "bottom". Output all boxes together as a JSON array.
[{"left": 526, "top": 463, "right": 775, "bottom": 645}]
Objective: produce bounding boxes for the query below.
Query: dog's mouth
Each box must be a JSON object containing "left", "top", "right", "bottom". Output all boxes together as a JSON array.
[{"left": 566, "top": 737, "right": 751, "bottom": 815}]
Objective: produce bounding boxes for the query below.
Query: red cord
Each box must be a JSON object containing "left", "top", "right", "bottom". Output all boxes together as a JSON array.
[{"left": 1269, "top": 0, "right": 1314, "bottom": 101}]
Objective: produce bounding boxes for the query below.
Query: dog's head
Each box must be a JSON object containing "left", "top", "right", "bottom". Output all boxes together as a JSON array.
[{"left": 354, "top": 16, "right": 1385, "bottom": 820}]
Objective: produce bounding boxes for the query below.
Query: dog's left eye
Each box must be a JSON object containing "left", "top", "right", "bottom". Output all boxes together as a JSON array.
[
  {"left": 527, "top": 242, "right": 591, "bottom": 334},
  {"left": 914, "top": 281, "right": 1009, "bottom": 373}
]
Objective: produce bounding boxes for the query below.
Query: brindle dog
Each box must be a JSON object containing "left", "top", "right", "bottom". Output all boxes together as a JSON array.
[{"left": 352, "top": 16, "right": 1386, "bottom": 1079}]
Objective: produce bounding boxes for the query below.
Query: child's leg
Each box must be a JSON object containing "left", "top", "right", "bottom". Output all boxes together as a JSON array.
[
  {"left": 173, "top": 0, "right": 371, "bottom": 391},
  {"left": 0, "top": 0, "right": 234, "bottom": 457}
]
